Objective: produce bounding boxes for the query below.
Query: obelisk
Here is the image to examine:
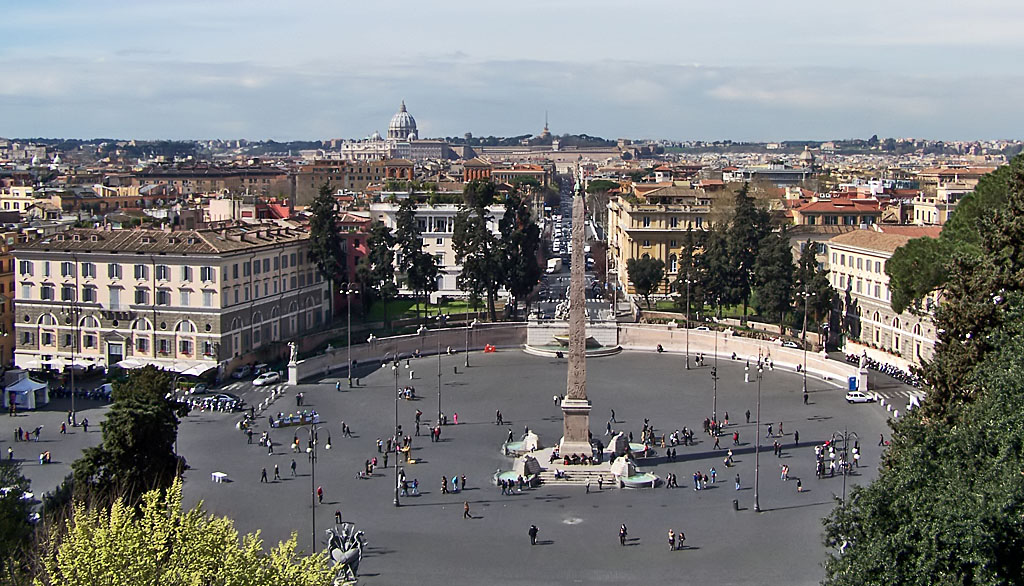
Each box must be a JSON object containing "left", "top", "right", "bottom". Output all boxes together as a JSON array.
[{"left": 559, "top": 173, "right": 593, "bottom": 455}]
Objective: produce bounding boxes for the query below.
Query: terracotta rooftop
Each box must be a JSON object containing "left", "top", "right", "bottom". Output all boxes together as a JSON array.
[
  {"left": 828, "top": 229, "right": 930, "bottom": 254},
  {"left": 19, "top": 224, "right": 309, "bottom": 255},
  {"left": 874, "top": 225, "right": 942, "bottom": 239}
]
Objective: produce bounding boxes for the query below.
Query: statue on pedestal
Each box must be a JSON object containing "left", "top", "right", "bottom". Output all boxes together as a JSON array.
[{"left": 288, "top": 341, "right": 298, "bottom": 365}]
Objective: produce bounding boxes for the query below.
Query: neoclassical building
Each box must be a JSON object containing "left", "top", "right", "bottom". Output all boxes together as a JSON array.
[{"left": 14, "top": 224, "right": 330, "bottom": 377}]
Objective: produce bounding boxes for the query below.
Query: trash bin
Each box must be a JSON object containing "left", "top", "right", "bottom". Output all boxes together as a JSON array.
[{"left": 733, "top": 499, "right": 739, "bottom": 511}]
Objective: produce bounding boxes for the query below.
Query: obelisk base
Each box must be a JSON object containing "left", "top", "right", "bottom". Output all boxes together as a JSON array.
[{"left": 559, "top": 398, "right": 593, "bottom": 455}]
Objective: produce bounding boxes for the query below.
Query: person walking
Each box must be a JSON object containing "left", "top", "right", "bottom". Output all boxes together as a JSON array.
[
  {"left": 735, "top": 474, "right": 741, "bottom": 491},
  {"left": 745, "top": 410, "right": 751, "bottom": 424},
  {"left": 713, "top": 435, "right": 721, "bottom": 450},
  {"left": 463, "top": 501, "right": 471, "bottom": 519},
  {"left": 441, "top": 476, "right": 448, "bottom": 494},
  {"left": 710, "top": 467, "right": 717, "bottom": 483},
  {"left": 261, "top": 467, "right": 268, "bottom": 483},
  {"left": 317, "top": 485, "right": 324, "bottom": 504},
  {"left": 529, "top": 524, "right": 539, "bottom": 546},
  {"left": 619, "top": 524, "right": 628, "bottom": 546},
  {"left": 291, "top": 459, "right": 297, "bottom": 476},
  {"left": 766, "top": 423, "right": 773, "bottom": 438},
  {"left": 803, "top": 390, "right": 809, "bottom": 405},
  {"left": 60, "top": 422, "right": 66, "bottom": 434},
  {"left": 82, "top": 418, "right": 89, "bottom": 433},
  {"left": 247, "top": 428, "right": 253, "bottom": 444},
  {"left": 677, "top": 530, "right": 686, "bottom": 550},
  {"left": 878, "top": 433, "right": 885, "bottom": 446},
  {"left": 668, "top": 529, "right": 675, "bottom": 551},
  {"left": 794, "top": 430, "right": 800, "bottom": 446},
  {"left": 610, "top": 409, "right": 616, "bottom": 423}
]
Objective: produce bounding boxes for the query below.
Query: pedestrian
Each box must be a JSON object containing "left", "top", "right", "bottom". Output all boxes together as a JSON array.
[
  {"left": 733, "top": 431, "right": 740, "bottom": 445},
  {"left": 879, "top": 433, "right": 885, "bottom": 446},
  {"left": 335, "top": 510, "right": 343, "bottom": 524},
  {"left": 619, "top": 524, "right": 628, "bottom": 546},
  {"left": 796, "top": 478, "right": 803, "bottom": 492},
  {"left": 376, "top": 438, "right": 383, "bottom": 453},
  {"left": 461, "top": 474, "right": 467, "bottom": 490},
  {"left": 247, "top": 428, "right": 253, "bottom": 444},
  {"left": 794, "top": 430, "right": 799, "bottom": 446},
  {"left": 463, "top": 501, "right": 471, "bottom": 519},
  {"left": 82, "top": 418, "right": 89, "bottom": 433},
  {"left": 441, "top": 476, "right": 448, "bottom": 494},
  {"left": 261, "top": 467, "right": 268, "bottom": 483},
  {"left": 803, "top": 390, "right": 809, "bottom": 404},
  {"left": 274, "top": 464, "right": 280, "bottom": 480},
  {"left": 60, "top": 422, "right": 66, "bottom": 434},
  {"left": 529, "top": 524, "right": 539, "bottom": 545},
  {"left": 677, "top": 530, "right": 685, "bottom": 550},
  {"left": 606, "top": 420, "right": 612, "bottom": 435},
  {"left": 495, "top": 410, "right": 502, "bottom": 425},
  {"left": 291, "top": 459, "right": 297, "bottom": 476},
  {"left": 598, "top": 477, "right": 603, "bottom": 491},
  {"left": 317, "top": 486, "right": 324, "bottom": 504},
  {"left": 710, "top": 467, "right": 717, "bottom": 483},
  {"left": 15, "top": 427, "right": 21, "bottom": 442},
  {"left": 453, "top": 412, "right": 459, "bottom": 425},
  {"left": 383, "top": 451, "right": 389, "bottom": 469},
  {"left": 766, "top": 423, "right": 773, "bottom": 438},
  {"left": 735, "top": 474, "right": 741, "bottom": 491},
  {"left": 745, "top": 409, "right": 751, "bottom": 424},
  {"left": 779, "top": 422, "right": 784, "bottom": 436},
  {"left": 668, "top": 529, "right": 675, "bottom": 551},
  {"left": 610, "top": 409, "right": 616, "bottom": 423},
  {"left": 586, "top": 479, "right": 591, "bottom": 493},
  {"left": 336, "top": 381, "right": 341, "bottom": 392}
]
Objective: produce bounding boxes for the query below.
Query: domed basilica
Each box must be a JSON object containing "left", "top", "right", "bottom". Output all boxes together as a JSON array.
[
  {"left": 387, "top": 100, "right": 418, "bottom": 140},
  {"left": 338, "top": 101, "right": 449, "bottom": 162}
]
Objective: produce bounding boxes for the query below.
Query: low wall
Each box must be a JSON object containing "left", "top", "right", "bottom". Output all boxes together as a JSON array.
[
  {"left": 291, "top": 323, "right": 527, "bottom": 382},
  {"left": 618, "top": 324, "right": 862, "bottom": 390},
  {"left": 844, "top": 341, "right": 916, "bottom": 373},
  {"left": 525, "top": 321, "right": 619, "bottom": 347}
]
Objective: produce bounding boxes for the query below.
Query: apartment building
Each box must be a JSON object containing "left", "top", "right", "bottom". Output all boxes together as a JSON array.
[
  {"left": 13, "top": 224, "right": 330, "bottom": 377},
  {"left": 369, "top": 199, "right": 505, "bottom": 299},
  {"left": 607, "top": 184, "right": 720, "bottom": 296},
  {"left": 825, "top": 227, "right": 940, "bottom": 369},
  {"left": 0, "top": 231, "right": 24, "bottom": 366}
]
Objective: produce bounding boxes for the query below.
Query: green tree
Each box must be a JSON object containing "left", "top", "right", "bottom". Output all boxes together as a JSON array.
[
  {"left": 499, "top": 187, "right": 541, "bottom": 318},
  {"left": 752, "top": 229, "right": 795, "bottom": 333},
  {"left": 627, "top": 256, "right": 665, "bottom": 309},
  {"left": 307, "top": 183, "right": 346, "bottom": 288},
  {"left": 695, "top": 223, "right": 734, "bottom": 316},
  {"left": 453, "top": 180, "right": 504, "bottom": 321},
  {"left": 72, "top": 366, "right": 183, "bottom": 505},
  {"left": 394, "top": 197, "right": 438, "bottom": 323},
  {"left": 726, "top": 183, "right": 772, "bottom": 320},
  {"left": 0, "top": 461, "right": 33, "bottom": 583},
  {"left": 37, "top": 480, "right": 340, "bottom": 586},
  {"left": 794, "top": 239, "right": 835, "bottom": 330},
  {"left": 355, "top": 220, "right": 397, "bottom": 327}
]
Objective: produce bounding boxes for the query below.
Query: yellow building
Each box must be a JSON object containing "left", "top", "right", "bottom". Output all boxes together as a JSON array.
[
  {"left": 607, "top": 184, "right": 722, "bottom": 296},
  {"left": 0, "top": 231, "right": 24, "bottom": 366}
]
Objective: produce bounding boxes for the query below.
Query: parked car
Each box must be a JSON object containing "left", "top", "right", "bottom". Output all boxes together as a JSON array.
[
  {"left": 254, "top": 363, "right": 270, "bottom": 375},
  {"left": 253, "top": 371, "right": 282, "bottom": 386},
  {"left": 782, "top": 341, "right": 801, "bottom": 349},
  {"left": 231, "top": 365, "right": 252, "bottom": 379},
  {"left": 845, "top": 390, "right": 875, "bottom": 403},
  {"left": 695, "top": 326, "right": 711, "bottom": 331}
]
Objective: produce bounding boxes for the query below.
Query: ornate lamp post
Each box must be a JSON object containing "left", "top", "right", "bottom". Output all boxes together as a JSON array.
[
  {"left": 798, "top": 287, "right": 816, "bottom": 394},
  {"left": 340, "top": 284, "right": 358, "bottom": 387},
  {"left": 435, "top": 314, "right": 447, "bottom": 425},
  {"left": 754, "top": 361, "right": 764, "bottom": 512},
  {"left": 387, "top": 353, "right": 402, "bottom": 507},
  {"left": 684, "top": 273, "right": 694, "bottom": 370},
  {"left": 297, "top": 422, "right": 319, "bottom": 551},
  {"left": 464, "top": 318, "right": 476, "bottom": 367},
  {"left": 832, "top": 428, "right": 859, "bottom": 504}
]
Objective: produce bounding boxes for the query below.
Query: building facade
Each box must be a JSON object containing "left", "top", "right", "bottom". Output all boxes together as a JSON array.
[
  {"left": 826, "top": 228, "right": 938, "bottom": 369},
  {"left": 13, "top": 224, "right": 330, "bottom": 377},
  {"left": 607, "top": 185, "right": 719, "bottom": 296}
]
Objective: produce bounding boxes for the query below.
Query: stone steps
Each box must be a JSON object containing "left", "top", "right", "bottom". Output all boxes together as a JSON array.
[{"left": 537, "top": 468, "right": 618, "bottom": 488}]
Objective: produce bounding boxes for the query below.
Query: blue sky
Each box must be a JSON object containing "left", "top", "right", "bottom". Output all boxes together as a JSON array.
[{"left": 1, "top": 0, "right": 1022, "bottom": 141}]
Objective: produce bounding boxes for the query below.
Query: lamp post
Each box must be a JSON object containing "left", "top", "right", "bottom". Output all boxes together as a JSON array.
[
  {"left": 389, "top": 354, "right": 402, "bottom": 507},
  {"left": 684, "top": 273, "right": 693, "bottom": 370},
  {"left": 798, "top": 287, "right": 815, "bottom": 394},
  {"left": 753, "top": 360, "right": 764, "bottom": 512},
  {"left": 712, "top": 317, "right": 719, "bottom": 424},
  {"left": 465, "top": 318, "right": 476, "bottom": 368},
  {"left": 340, "top": 284, "right": 358, "bottom": 387},
  {"left": 435, "top": 314, "right": 446, "bottom": 426},
  {"left": 297, "top": 422, "right": 318, "bottom": 552},
  {"left": 832, "top": 428, "right": 859, "bottom": 504}
]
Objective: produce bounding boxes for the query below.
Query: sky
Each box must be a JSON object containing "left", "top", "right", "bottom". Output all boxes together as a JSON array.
[{"left": 1, "top": 0, "right": 1023, "bottom": 142}]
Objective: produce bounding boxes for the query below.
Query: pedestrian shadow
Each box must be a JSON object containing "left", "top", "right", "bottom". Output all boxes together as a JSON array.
[
  {"left": 760, "top": 500, "right": 832, "bottom": 512},
  {"left": 623, "top": 538, "right": 640, "bottom": 546},
  {"left": 536, "top": 539, "right": 555, "bottom": 545}
]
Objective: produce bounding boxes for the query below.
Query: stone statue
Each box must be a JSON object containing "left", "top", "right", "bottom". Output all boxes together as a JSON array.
[
  {"left": 859, "top": 350, "right": 868, "bottom": 371},
  {"left": 326, "top": 524, "right": 366, "bottom": 582},
  {"left": 288, "top": 341, "right": 298, "bottom": 365}
]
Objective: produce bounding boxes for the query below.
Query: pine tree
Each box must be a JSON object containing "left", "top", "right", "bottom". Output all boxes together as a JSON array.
[
  {"left": 307, "top": 183, "right": 346, "bottom": 286},
  {"left": 453, "top": 180, "right": 504, "bottom": 321},
  {"left": 752, "top": 229, "right": 795, "bottom": 334},
  {"left": 499, "top": 187, "right": 541, "bottom": 318},
  {"left": 726, "top": 183, "right": 772, "bottom": 321},
  {"left": 355, "top": 220, "right": 397, "bottom": 326}
]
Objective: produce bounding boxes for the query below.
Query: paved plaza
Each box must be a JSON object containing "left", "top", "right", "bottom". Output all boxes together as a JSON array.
[{"left": 3, "top": 349, "right": 896, "bottom": 584}]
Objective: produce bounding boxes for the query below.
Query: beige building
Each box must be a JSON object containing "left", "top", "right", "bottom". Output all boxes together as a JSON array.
[
  {"left": 13, "top": 224, "right": 330, "bottom": 377},
  {"left": 826, "top": 228, "right": 939, "bottom": 368},
  {"left": 0, "top": 231, "right": 25, "bottom": 367},
  {"left": 0, "top": 185, "right": 36, "bottom": 213},
  {"left": 607, "top": 185, "right": 719, "bottom": 296}
]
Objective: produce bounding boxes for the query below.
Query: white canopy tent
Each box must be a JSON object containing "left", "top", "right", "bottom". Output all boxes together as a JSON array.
[{"left": 3, "top": 372, "right": 50, "bottom": 411}]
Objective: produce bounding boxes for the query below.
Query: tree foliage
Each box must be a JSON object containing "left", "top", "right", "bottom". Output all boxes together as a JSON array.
[
  {"left": 626, "top": 257, "right": 665, "bottom": 309},
  {"left": 72, "top": 366, "right": 182, "bottom": 505},
  {"left": 355, "top": 220, "right": 397, "bottom": 324},
  {"left": 0, "top": 461, "right": 33, "bottom": 583},
  {"left": 395, "top": 197, "right": 438, "bottom": 322},
  {"left": 694, "top": 224, "right": 734, "bottom": 316},
  {"left": 752, "top": 229, "right": 794, "bottom": 333},
  {"left": 307, "top": 182, "right": 346, "bottom": 285},
  {"left": 725, "top": 183, "right": 772, "bottom": 318},
  {"left": 453, "top": 180, "right": 504, "bottom": 321},
  {"left": 794, "top": 239, "right": 835, "bottom": 328},
  {"left": 499, "top": 187, "right": 541, "bottom": 317},
  {"left": 37, "top": 479, "right": 337, "bottom": 586}
]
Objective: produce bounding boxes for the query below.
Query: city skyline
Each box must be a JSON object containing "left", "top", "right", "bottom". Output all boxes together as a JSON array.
[{"left": 1, "top": 0, "right": 1023, "bottom": 141}]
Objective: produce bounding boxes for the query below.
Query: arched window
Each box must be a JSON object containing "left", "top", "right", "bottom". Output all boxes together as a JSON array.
[
  {"left": 131, "top": 318, "right": 153, "bottom": 331},
  {"left": 892, "top": 317, "right": 901, "bottom": 330},
  {"left": 873, "top": 311, "right": 880, "bottom": 323},
  {"left": 912, "top": 323, "right": 922, "bottom": 336},
  {"left": 79, "top": 315, "right": 100, "bottom": 328},
  {"left": 174, "top": 320, "right": 197, "bottom": 333},
  {"left": 641, "top": 253, "right": 650, "bottom": 260},
  {"left": 669, "top": 254, "right": 678, "bottom": 273},
  {"left": 38, "top": 313, "right": 58, "bottom": 326}
]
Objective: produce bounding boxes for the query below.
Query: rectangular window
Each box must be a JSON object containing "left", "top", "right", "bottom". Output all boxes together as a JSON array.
[
  {"left": 243, "top": 262, "right": 251, "bottom": 277},
  {"left": 134, "top": 288, "right": 149, "bottom": 305},
  {"left": 61, "top": 261, "right": 75, "bottom": 277},
  {"left": 274, "top": 256, "right": 280, "bottom": 270},
  {"left": 156, "top": 265, "right": 170, "bottom": 281},
  {"left": 298, "top": 273, "right": 306, "bottom": 288},
  {"left": 181, "top": 266, "right": 192, "bottom": 282},
  {"left": 856, "top": 279, "right": 862, "bottom": 293},
  {"left": 670, "top": 240, "right": 677, "bottom": 248},
  {"left": 134, "top": 264, "right": 148, "bottom": 280},
  {"left": 81, "top": 262, "right": 96, "bottom": 278},
  {"left": 21, "top": 284, "right": 31, "bottom": 300},
  {"left": 203, "top": 341, "right": 215, "bottom": 356},
  {"left": 840, "top": 254, "right": 845, "bottom": 266},
  {"left": 41, "top": 332, "right": 54, "bottom": 346},
  {"left": 274, "top": 280, "right": 279, "bottom": 294},
  {"left": 233, "top": 288, "right": 239, "bottom": 304},
  {"left": 642, "top": 216, "right": 651, "bottom": 227},
  {"left": 22, "top": 331, "right": 32, "bottom": 345},
  {"left": 43, "top": 261, "right": 51, "bottom": 277},
  {"left": 244, "top": 286, "right": 250, "bottom": 301},
  {"left": 63, "top": 333, "right": 72, "bottom": 347},
  {"left": 263, "top": 258, "right": 270, "bottom": 272},
  {"left": 179, "top": 340, "right": 193, "bottom": 355},
  {"left": 232, "top": 264, "right": 239, "bottom": 279},
  {"left": 156, "top": 289, "right": 170, "bottom": 305},
  {"left": 61, "top": 285, "right": 75, "bottom": 301},
  {"left": 200, "top": 266, "right": 215, "bottom": 282},
  {"left": 875, "top": 261, "right": 881, "bottom": 273},
  {"left": 290, "top": 276, "right": 297, "bottom": 290},
  {"left": 670, "top": 217, "right": 678, "bottom": 228},
  {"left": 136, "top": 338, "right": 148, "bottom": 353},
  {"left": 179, "top": 290, "right": 191, "bottom": 306},
  {"left": 203, "top": 290, "right": 213, "bottom": 307},
  {"left": 158, "top": 339, "right": 170, "bottom": 354},
  {"left": 83, "top": 334, "right": 96, "bottom": 349},
  {"left": 82, "top": 287, "right": 96, "bottom": 302},
  {"left": 108, "top": 263, "right": 122, "bottom": 279},
  {"left": 18, "top": 260, "right": 32, "bottom": 276},
  {"left": 874, "top": 284, "right": 881, "bottom": 297},
  {"left": 857, "top": 258, "right": 863, "bottom": 270},
  {"left": 253, "top": 260, "right": 261, "bottom": 275},
  {"left": 643, "top": 240, "right": 650, "bottom": 247},
  {"left": 290, "top": 253, "right": 296, "bottom": 267},
  {"left": 40, "top": 285, "right": 54, "bottom": 301},
  {"left": 109, "top": 287, "right": 121, "bottom": 309}
]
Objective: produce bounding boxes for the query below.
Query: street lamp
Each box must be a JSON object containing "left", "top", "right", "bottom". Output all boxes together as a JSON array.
[
  {"left": 753, "top": 361, "right": 764, "bottom": 512},
  {"left": 435, "top": 314, "right": 447, "bottom": 426},
  {"left": 340, "top": 284, "right": 359, "bottom": 387},
  {"left": 798, "top": 287, "right": 816, "bottom": 394},
  {"left": 389, "top": 354, "right": 402, "bottom": 507},
  {"left": 684, "top": 273, "right": 694, "bottom": 370},
  {"left": 712, "top": 318, "right": 719, "bottom": 424},
  {"left": 832, "top": 428, "right": 859, "bottom": 504},
  {"left": 464, "top": 318, "right": 477, "bottom": 368},
  {"left": 297, "top": 422, "right": 319, "bottom": 552}
]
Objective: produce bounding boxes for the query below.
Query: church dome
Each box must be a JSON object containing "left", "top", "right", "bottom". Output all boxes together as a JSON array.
[{"left": 388, "top": 100, "right": 417, "bottom": 140}]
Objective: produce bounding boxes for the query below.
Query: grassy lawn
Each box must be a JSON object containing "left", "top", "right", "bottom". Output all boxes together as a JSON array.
[
  {"left": 365, "top": 299, "right": 495, "bottom": 322},
  {"left": 651, "top": 301, "right": 755, "bottom": 318}
]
